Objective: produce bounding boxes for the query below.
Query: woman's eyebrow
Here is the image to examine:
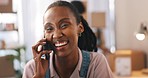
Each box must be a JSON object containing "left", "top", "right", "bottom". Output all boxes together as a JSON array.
[
  {"left": 58, "top": 18, "right": 70, "bottom": 23},
  {"left": 43, "top": 18, "right": 70, "bottom": 27},
  {"left": 44, "top": 23, "right": 52, "bottom": 28}
]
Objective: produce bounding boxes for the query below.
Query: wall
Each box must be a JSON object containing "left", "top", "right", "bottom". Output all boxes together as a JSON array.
[
  {"left": 115, "top": 0, "right": 148, "bottom": 67},
  {"left": 87, "top": 0, "right": 115, "bottom": 51},
  {"left": 21, "top": 0, "right": 54, "bottom": 60}
]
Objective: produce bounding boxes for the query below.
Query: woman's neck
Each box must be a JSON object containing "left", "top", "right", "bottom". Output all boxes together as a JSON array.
[{"left": 54, "top": 48, "right": 79, "bottom": 78}]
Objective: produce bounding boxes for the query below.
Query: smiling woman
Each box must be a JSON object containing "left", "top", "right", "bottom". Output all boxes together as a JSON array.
[{"left": 22, "top": 1, "right": 114, "bottom": 78}]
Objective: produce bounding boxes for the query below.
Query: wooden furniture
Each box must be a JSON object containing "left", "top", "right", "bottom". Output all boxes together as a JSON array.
[
  {"left": 114, "top": 70, "right": 148, "bottom": 78},
  {"left": 106, "top": 50, "right": 146, "bottom": 72}
]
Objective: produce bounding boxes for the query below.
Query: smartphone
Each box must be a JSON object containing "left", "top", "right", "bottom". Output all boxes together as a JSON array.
[{"left": 41, "top": 39, "right": 56, "bottom": 60}]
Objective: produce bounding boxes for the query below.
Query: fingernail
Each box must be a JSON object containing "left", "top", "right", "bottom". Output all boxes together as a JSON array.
[{"left": 43, "top": 42, "right": 46, "bottom": 44}]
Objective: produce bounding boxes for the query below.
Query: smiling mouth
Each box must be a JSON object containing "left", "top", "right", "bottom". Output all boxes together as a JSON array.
[{"left": 54, "top": 41, "right": 68, "bottom": 47}]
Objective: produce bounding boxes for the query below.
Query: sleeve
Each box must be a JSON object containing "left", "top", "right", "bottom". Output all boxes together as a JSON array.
[
  {"left": 93, "top": 53, "right": 114, "bottom": 78},
  {"left": 22, "top": 59, "right": 36, "bottom": 78}
]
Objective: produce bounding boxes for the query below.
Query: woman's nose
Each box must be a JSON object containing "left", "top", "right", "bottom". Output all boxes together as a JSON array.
[{"left": 52, "top": 29, "right": 63, "bottom": 39}]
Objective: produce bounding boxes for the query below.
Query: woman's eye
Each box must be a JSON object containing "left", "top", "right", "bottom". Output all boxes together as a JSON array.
[
  {"left": 60, "top": 23, "right": 69, "bottom": 29},
  {"left": 45, "top": 26, "right": 54, "bottom": 32}
]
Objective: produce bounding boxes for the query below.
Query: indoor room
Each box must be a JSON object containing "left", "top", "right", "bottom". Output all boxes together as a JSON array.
[{"left": 0, "top": 0, "right": 148, "bottom": 78}]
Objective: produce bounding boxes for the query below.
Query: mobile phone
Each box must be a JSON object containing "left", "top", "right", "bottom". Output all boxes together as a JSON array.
[{"left": 41, "top": 40, "right": 56, "bottom": 60}]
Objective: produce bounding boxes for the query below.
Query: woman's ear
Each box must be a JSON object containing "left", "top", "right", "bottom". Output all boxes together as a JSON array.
[{"left": 78, "top": 22, "right": 84, "bottom": 34}]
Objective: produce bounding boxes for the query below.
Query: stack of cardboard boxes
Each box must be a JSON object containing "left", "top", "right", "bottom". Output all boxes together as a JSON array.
[{"left": 106, "top": 50, "right": 146, "bottom": 76}]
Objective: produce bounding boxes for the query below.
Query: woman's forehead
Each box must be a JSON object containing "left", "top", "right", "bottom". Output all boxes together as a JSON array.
[
  {"left": 43, "top": 7, "right": 76, "bottom": 23},
  {"left": 45, "top": 7, "right": 73, "bottom": 17}
]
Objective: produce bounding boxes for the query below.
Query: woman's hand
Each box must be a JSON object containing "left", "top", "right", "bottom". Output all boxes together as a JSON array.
[{"left": 32, "top": 38, "right": 52, "bottom": 78}]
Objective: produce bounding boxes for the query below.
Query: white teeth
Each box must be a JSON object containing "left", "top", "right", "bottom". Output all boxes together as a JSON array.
[{"left": 55, "top": 41, "right": 67, "bottom": 47}]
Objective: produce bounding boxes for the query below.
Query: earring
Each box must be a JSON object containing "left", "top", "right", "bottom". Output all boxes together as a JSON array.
[{"left": 79, "top": 33, "right": 82, "bottom": 37}]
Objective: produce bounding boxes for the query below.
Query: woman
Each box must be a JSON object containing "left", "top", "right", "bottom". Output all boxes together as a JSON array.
[{"left": 23, "top": 1, "right": 113, "bottom": 78}]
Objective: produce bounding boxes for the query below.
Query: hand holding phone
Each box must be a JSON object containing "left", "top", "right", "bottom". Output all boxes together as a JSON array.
[{"left": 41, "top": 39, "right": 56, "bottom": 60}]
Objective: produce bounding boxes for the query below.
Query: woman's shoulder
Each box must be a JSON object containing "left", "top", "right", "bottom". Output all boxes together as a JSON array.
[
  {"left": 87, "top": 52, "right": 114, "bottom": 78},
  {"left": 22, "top": 59, "right": 35, "bottom": 78},
  {"left": 89, "top": 52, "right": 107, "bottom": 64},
  {"left": 89, "top": 52, "right": 105, "bottom": 59},
  {"left": 24, "top": 59, "right": 35, "bottom": 69}
]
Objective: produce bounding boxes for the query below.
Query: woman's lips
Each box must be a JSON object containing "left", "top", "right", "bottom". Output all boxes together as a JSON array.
[
  {"left": 54, "top": 41, "right": 68, "bottom": 50},
  {"left": 55, "top": 41, "right": 68, "bottom": 47}
]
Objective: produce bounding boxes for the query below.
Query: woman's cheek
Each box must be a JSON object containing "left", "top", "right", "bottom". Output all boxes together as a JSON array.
[{"left": 45, "top": 33, "right": 51, "bottom": 39}]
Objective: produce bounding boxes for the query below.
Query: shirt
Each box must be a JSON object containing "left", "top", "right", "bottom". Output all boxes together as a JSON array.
[{"left": 22, "top": 50, "right": 114, "bottom": 78}]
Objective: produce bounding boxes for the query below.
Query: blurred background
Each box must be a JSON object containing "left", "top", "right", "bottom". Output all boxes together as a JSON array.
[{"left": 0, "top": 0, "right": 148, "bottom": 78}]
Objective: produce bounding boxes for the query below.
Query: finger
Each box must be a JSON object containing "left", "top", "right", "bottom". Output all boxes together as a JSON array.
[
  {"left": 32, "top": 41, "right": 46, "bottom": 52},
  {"left": 33, "top": 38, "right": 46, "bottom": 49},
  {"left": 41, "top": 50, "right": 52, "bottom": 54},
  {"left": 36, "top": 59, "right": 48, "bottom": 77},
  {"left": 37, "top": 45, "right": 43, "bottom": 52},
  {"left": 32, "top": 39, "right": 47, "bottom": 57},
  {"left": 40, "top": 50, "right": 52, "bottom": 60},
  {"left": 34, "top": 51, "right": 51, "bottom": 76},
  {"left": 39, "top": 50, "right": 52, "bottom": 57},
  {"left": 34, "top": 50, "right": 53, "bottom": 62}
]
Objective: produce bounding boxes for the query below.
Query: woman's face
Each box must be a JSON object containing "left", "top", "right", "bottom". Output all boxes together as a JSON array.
[{"left": 43, "top": 6, "right": 83, "bottom": 57}]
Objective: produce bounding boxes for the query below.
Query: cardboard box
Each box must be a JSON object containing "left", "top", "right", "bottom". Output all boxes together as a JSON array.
[
  {"left": 106, "top": 53, "right": 115, "bottom": 72},
  {"left": 106, "top": 50, "right": 146, "bottom": 72},
  {"left": 115, "top": 51, "right": 132, "bottom": 76},
  {"left": 115, "top": 57, "right": 131, "bottom": 76},
  {"left": 91, "top": 12, "right": 106, "bottom": 29},
  {"left": 116, "top": 50, "right": 146, "bottom": 70},
  {"left": 0, "top": 0, "right": 13, "bottom": 13},
  {"left": 0, "top": 55, "right": 15, "bottom": 77}
]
